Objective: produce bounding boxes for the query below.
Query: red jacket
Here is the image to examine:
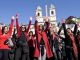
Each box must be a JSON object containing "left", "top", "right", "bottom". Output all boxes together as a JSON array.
[
  {"left": 27, "top": 36, "right": 35, "bottom": 47},
  {"left": 0, "top": 19, "right": 14, "bottom": 49},
  {"left": 34, "top": 20, "right": 53, "bottom": 58},
  {"left": 16, "top": 18, "right": 31, "bottom": 41}
]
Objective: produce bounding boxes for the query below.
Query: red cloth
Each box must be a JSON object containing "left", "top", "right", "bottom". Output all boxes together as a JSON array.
[
  {"left": 52, "top": 32, "right": 56, "bottom": 40},
  {"left": 28, "top": 36, "right": 35, "bottom": 47},
  {"left": 16, "top": 18, "right": 31, "bottom": 39},
  {"left": 69, "top": 33, "right": 78, "bottom": 58},
  {"left": 0, "top": 19, "right": 14, "bottom": 49},
  {"left": 34, "top": 21, "right": 53, "bottom": 58}
]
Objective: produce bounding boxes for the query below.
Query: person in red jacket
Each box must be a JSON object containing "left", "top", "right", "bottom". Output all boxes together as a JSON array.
[
  {"left": 34, "top": 17, "right": 53, "bottom": 60},
  {"left": 14, "top": 14, "right": 32, "bottom": 60},
  {"left": 0, "top": 16, "right": 14, "bottom": 60}
]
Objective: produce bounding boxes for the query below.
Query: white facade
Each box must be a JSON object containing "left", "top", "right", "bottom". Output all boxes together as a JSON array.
[
  {"left": 49, "top": 4, "right": 56, "bottom": 20},
  {"left": 35, "top": 4, "right": 57, "bottom": 26},
  {"left": 36, "top": 6, "right": 44, "bottom": 25},
  {"left": 29, "top": 4, "right": 58, "bottom": 33},
  {"left": 49, "top": 4, "right": 57, "bottom": 26}
]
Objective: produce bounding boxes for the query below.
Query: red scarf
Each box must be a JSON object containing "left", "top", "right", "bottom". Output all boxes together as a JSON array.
[
  {"left": 28, "top": 36, "right": 35, "bottom": 47},
  {"left": 69, "top": 33, "right": 78, "bottom": 58},
  {"left": 34, "top": 31, "right": 53, "bottom": 58}
]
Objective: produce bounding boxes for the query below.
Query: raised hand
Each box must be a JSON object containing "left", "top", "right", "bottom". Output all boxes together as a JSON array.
[
  {"left": 12, "top": 16, "right": 15, "bottom": 20},
  {"left": 16, "top": 13, "right": 19, "bottom": 19},
  {"left": 61, "top": 18, "right": 65, "bottom": 23},
  {"left": 30, "top": 17, "right": 32, "bottom": 21}
]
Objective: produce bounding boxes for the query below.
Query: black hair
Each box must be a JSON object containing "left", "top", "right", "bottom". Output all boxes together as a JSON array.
[
  {"left": 67, "top": 28, "right": 73, "bottom": 33},
  {"left": 38, "top": 24, "right": 44, "bottom": 31},
  {"left": 12, "top": 28, "right": 17, "bottom": 39},
  {"left": 20, "top": 25, "right": 26, "bottom": 32},
  {"left": 29, "top": 31, "right": 33, "bottom": 36},
  {"left": 67, "top": 28, "right": 71, "bottom": 30},
  {"left": 2, "top": 26, "right": 8, "bottom": 34}
]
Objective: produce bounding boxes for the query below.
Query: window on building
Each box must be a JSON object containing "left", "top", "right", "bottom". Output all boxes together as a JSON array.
[
  {"left": 38, "top": 13, "right": 40, "bottom": 16},
  {"left": 51, "top": 11, "right": 54, "bottom": 15}
]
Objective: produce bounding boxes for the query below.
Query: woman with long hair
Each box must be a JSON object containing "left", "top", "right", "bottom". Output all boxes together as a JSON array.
[
  {"left": 62, "top": 20, "right": 78, "bottom": 60},
  {"left": 34, "top": 18, "right": 53, "bottom": 60},
  {"left": 0, "top": 16, "right": 14, "bottom": 60},
  {"left": 14, "top": 14, "right": 32, "bottom": 60},
  {"left": 76, "top": 31, "right": 80, "bottom": 60}
]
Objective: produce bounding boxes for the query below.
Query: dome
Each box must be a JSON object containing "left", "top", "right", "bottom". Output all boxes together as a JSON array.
[
  {"left": 50, "top": 4, "right": 55, "bottom": 9},
  {"left": 36, "top": 6, "right": 42, "bottom": 11}
]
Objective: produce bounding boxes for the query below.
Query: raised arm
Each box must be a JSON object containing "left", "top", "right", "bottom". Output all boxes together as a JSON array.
[
  {"left": 16, "top": 14, "right": 21, "bottom": 37},
  {"left": 58, "top": 26, "right": 63, "bottom": 35},
  {"left": 8, "top": 16, "right": 14, "bottom": 35},
  {"left": 44, "top": 18, "right": 50, "bottom": 32},
  {"left": 62, "top": 19, "right": 67, "bottom": 37},
  {"left": 26, "top": 17, "right": 32, "bottom": 33},
  {"left": 73, "top": 23, "right": 77, "bottom": 35},
  {"left": 34, "top": 19, "right": 39, "bottom": 34}
]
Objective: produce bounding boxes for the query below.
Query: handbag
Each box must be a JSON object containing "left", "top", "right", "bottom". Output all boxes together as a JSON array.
[{"left": 4, "top": 37, "right": 14, "bottom": 48}]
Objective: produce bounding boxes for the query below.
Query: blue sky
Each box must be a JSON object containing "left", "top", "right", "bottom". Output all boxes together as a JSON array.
[{"left": 0, "top": 0, "right": 80, "bottom": 24}]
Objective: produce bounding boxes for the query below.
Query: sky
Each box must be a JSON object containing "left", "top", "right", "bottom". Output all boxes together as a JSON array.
[{"left": 0, "top": 0, "right": 80, "bottom": 24}]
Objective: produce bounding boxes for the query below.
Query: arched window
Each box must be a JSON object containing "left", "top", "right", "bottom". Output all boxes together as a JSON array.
[
  {"left": 51, "top": 11, "right": 54, "bottom": 15},
  {"left": 38, "top": 13, "right": 40, "bottom": 16}
]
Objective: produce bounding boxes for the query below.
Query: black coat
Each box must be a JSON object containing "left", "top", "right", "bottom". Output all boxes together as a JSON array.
[
  {"left": 62, "top": 23, "right": 77, "bottom": 48},
  {"left": 16, "top": 32, "right": 29, "bottom": 53}
]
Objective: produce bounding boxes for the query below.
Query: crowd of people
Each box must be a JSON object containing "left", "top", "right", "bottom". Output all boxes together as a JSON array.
[{"left": 0, "top": 14, "right": 80, "bottom": 60}]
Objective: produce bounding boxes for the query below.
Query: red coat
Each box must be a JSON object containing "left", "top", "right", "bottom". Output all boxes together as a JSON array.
[
  {"left": 27, "top": 36, "right": 35, "bottom": 47},
  {"left": 0, "top": 19, "right": 14, "bottom": 49},
  {"left": 16, "top": 18, "right": 31, "bottom": 40},
  {"left": 69, "top": 33, "right": 78, "bottom": 58},
  {"left": 34, "top": 21, "right": 53, "bottom": 58}
]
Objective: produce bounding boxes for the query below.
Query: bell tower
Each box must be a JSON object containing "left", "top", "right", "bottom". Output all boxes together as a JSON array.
[
  {"left": 49, "top": 4, "right": 57, "bottom": 26},
  {"left": 36, "top": 6, "right": 44, "bottom": 25}
]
